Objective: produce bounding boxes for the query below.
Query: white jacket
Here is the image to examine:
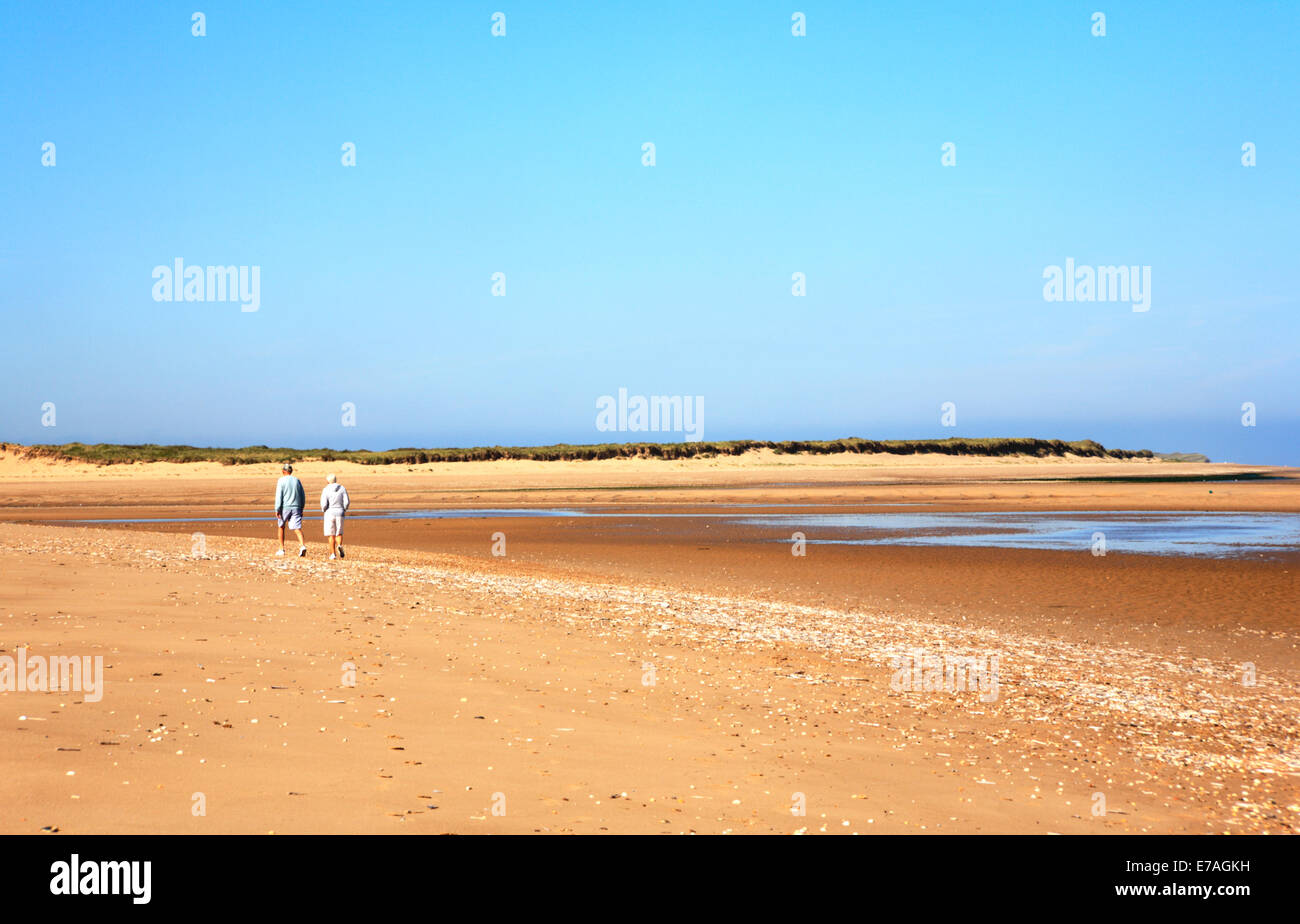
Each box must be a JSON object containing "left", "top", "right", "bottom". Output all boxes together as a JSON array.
[{"left": 320, "top": 483, "right": 350, "bottom": 514}]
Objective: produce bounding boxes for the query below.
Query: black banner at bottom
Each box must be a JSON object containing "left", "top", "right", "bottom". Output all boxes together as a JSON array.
[{"left": 0, "top": 833, "right": 1286, "bottom": 911}]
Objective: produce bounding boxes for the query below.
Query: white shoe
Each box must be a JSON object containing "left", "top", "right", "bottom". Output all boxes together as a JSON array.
[
  {"left": 275, "top": 549, "right": 285, "bottom": 557},
  {"left": 298, "top": 546, "right": 307, "bottom": 557},
  {"left": 329, "top": 554, "right": 337, "bottom": 560}
]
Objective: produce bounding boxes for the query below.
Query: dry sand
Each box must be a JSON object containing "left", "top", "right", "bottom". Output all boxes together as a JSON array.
[{"left": 1, "top": 450, "right": 1297, "bottom": 833}]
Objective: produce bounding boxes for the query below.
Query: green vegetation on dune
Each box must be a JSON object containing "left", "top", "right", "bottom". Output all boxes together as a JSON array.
[{"left": 6, "top": 438, "right": 1156, "bottom": 466}]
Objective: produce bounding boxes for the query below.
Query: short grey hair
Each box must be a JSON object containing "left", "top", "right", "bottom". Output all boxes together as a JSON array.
[
  {"left": 326, "top": 473, "right": 337, "bottom": 484},
  {"left": 282, "top": 463, "right": 293, "bottom": 473}
]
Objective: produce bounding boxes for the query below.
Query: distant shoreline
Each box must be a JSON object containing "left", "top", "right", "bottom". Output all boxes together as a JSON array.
[{"left": 3, "top": 438, "right": 1168, "bottom": 466}]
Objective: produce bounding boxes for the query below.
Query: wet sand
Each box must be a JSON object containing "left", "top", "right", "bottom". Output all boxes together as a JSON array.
[{"left": 2, "top": 450, "right": 1297, "bottom": 833}]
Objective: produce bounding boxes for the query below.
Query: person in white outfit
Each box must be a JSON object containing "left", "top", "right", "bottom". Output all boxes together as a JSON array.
[{"left": 320, "top": 473, "right": 351, "bottom": 560}]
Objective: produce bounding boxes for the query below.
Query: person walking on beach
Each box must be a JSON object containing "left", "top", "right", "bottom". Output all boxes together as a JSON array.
[
  {"left": 274, "top": 463, "right": 307, "bottom": 557},
  {"left": 320, "top": 473, "right": 350, "bottom": 560}
]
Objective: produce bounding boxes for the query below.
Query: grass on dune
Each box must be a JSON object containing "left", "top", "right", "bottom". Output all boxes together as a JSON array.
[{"left": 7, "top": 438, "right": 1156, "bottom": 466}]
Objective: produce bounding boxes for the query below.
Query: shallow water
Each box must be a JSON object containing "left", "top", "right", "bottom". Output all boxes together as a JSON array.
[
  {"left": 736, "top": 511, "right": 1300, "bottom": 557},
  {"left": 64, "top": 508, "right": 1300, "bottom": 558}
]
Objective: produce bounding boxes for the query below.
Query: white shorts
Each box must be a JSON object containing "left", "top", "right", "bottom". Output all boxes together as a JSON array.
[
  {"left": 323, "top": 512, "right": 344, "bottom": 536},
  {"left": 277, "top": 508, "right": 303, "bottom": 530}
]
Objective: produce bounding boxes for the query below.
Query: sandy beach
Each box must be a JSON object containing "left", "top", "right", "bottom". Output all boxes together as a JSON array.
[{"left": 2, "top": 449, "right": 1297, "bottom": 834}]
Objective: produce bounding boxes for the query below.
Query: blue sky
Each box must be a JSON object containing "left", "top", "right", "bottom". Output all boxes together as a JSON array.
[{"left": 2, "top": 1, "right": 1297, "bottom": 463}]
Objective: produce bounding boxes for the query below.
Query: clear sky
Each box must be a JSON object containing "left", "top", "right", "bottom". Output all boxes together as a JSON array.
[{"left": 2, "top": 2, "right": 1297, "bottom": 463}]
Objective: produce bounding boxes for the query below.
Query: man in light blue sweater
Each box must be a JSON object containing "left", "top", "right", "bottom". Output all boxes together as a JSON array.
[{"left": 274, "top": 463, "right": 307, "bottom": 557}]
